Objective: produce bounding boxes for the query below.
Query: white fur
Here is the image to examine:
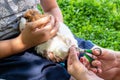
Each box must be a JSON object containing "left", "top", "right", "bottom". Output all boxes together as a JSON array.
[
  {"left": 35, "top": 22, "right": 78, "bottom": 60},
  {"left": 19, "top": 17, "right": 26, "bottom": 31},
  {"left": 19, "top": 18, "right": 78, "bottom": 61}
]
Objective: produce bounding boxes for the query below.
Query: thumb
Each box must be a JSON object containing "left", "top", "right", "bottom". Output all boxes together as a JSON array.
[
  {"left": 92, "top": 48, "right": 102, "bottom": 57},
  {"left": 67, "top": 46, "right": 79, "bottom": 65}
]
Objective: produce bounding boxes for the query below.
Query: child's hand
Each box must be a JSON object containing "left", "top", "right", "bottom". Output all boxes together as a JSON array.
[{"left": 17, "top": 15, "right": 59, "bottom": 49}]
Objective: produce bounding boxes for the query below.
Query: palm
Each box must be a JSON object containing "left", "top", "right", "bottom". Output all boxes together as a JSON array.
[
  {"left": 97, "top": 49, "right": 117, "bottom": 72},
  {"left": 99, "top": 56, "right": 116, "bottom": 71}
]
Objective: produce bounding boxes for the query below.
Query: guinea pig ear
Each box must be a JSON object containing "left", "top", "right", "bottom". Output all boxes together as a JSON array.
[
  {"left": 23, "top": 9, "right": 31, "bottom": 17},
  {"left": 23, "top": 9, "right": 33, "bottom": 22}
]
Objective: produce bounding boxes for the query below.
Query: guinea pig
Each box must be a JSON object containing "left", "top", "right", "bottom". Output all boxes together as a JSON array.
[{"left": 19, "top": 9, "right": 78, "bottom": 62}]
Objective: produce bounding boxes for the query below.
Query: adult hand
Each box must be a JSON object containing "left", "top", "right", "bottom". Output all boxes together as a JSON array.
[
  {"left": 87, "top": 46, "right": 119, "bottom": 80},
  {"left": 17, "top": 15, "right": 59, "bottom": 49},
  {"left": 91, "top": 46, "right": 118, "bottom": 73},
  {"left": 67, "top": 46, "right": 88, "bottom": 80},
  {"left": 67, "top": 46, "right": 104, "bottom": 80}
]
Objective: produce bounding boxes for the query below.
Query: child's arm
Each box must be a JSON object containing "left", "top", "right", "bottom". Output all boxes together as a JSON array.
[
  {"left": 40, "top": 0, "right": 63, "bottom": 22},
  {"left": 0, "top": 16, "right": 58, "bottom": 59}
]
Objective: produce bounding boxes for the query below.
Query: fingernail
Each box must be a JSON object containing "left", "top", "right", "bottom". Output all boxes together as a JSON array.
[{"left": 80, "top": 58, "right": 83, "bottom": 63}]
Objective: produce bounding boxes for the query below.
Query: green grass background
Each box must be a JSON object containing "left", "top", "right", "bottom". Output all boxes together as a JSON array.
[{"left": 38, "top": 0, "right": 120, "bottom": 50}]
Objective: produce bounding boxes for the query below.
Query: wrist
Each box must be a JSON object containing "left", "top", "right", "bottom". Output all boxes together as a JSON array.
[{"left": 14, "top": 35, "right": 30, "bottom": 52}]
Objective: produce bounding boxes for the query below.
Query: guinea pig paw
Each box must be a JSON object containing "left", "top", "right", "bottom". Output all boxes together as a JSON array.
[
  {"left": 54, "top": 55, "right": 63, "bottom": 62},
  {"left": 47, "top": 52, "right": 63, "bottom": 62}
]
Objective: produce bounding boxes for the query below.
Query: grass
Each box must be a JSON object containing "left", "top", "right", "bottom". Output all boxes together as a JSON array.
[
  {"left": 38, "top": 0, "right": 120, "bottom": 50},
  {"left": 57, "top": 0, "right": 120, "bottom": 50}
]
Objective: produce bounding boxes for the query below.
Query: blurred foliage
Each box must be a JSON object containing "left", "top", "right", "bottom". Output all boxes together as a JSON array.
[
  {"left": 37, "top": 0, "right": 120, "bottom": 50},
  {"left": 57, "top": 0, "right": 120, "bottom": 50}
]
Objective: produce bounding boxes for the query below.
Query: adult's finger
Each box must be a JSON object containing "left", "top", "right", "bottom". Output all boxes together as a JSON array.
[
  {"left": 89, "top": 67, "right": 102, "bottom": 74},
  {"left": 89, "top": 67, "right": 98, "bottom": 73},
  {"left": 67, "top": 46, "right": 79, "bottom": 65},
  {"left": 92, "top": 48, "right": 102, "bottom": 56},
  {"left": 80, "top": 58, "right": 99, "bottom": 75},
  {"left": 91, "top": 60, "right": 101, "bottom": 67},
  {"left": 80, "top": 57, "right": 89, "bottom": 67},
  {"left": 90, "top": 60, "right": 102, "bottom": 73},
  {"left": 91, "top": 46, "right": 104, "bottom": 57}
]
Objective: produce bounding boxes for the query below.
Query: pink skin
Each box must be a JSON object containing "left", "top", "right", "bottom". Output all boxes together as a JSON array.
[
  {"left": 85, "top": 48, "right": 119, "bottom": 80},
  {"left": 67, "top": 46, "right": 104, "bottom": 80}
]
